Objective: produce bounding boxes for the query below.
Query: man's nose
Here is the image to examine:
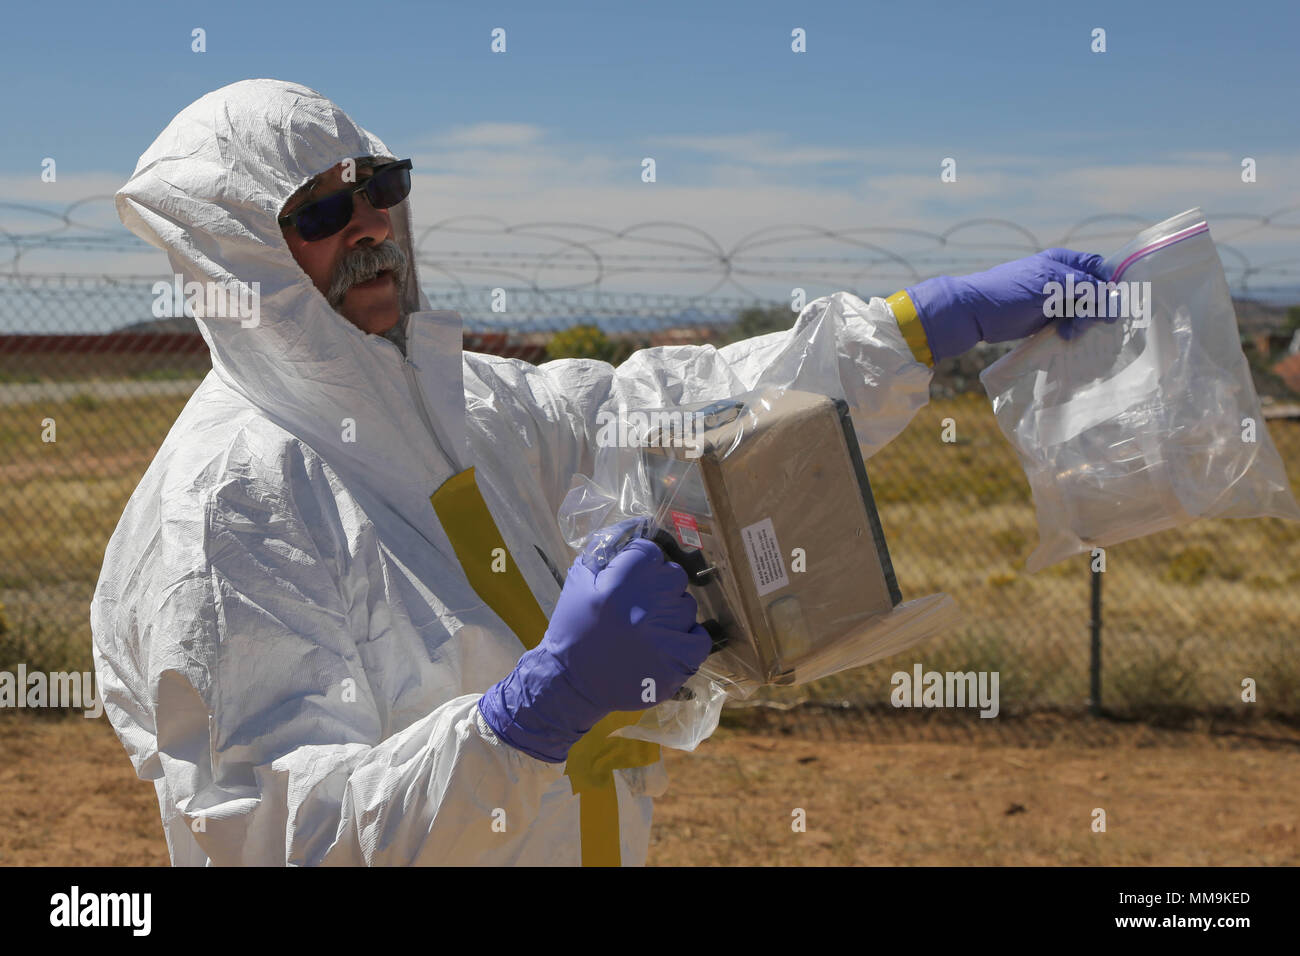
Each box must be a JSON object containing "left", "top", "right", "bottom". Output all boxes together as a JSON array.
[{"left": 343, "top": 190, "right": 392, "bottom": 246}]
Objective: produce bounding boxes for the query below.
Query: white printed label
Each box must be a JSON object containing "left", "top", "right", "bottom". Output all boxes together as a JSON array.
[{"left": 740, "top": 517, "right": 789, "bottom": 597}]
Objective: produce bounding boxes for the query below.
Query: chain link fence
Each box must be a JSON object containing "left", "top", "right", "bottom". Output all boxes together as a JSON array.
[{"left": 2, "top": 266, "right": 1299, "bottom": 735}]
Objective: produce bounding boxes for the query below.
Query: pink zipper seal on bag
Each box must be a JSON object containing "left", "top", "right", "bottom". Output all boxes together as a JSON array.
[{"left": 1110, "top": 220, "right": 1209, "bottom": 281}]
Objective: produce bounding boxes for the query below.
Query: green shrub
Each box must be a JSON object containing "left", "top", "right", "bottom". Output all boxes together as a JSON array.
[{"left": 546, "top": 324, "right": 615, "bottom": 362}]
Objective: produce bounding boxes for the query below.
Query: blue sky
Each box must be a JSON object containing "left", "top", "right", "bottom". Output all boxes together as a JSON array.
[{"left": 2, "top": 0, "right": 1298, "bottom": 305}]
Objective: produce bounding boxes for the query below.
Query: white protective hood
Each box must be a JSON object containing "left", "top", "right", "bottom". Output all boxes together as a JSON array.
[
  {"left": 115, "top": 77, "right": 466, "bottom": 531},
  {"left": 93, "top": 78, "right": 937, "bottom": 866}
]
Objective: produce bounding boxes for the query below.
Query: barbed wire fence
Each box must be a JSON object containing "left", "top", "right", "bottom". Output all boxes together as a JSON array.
[
  {"left": 2, "top": 202, "right": 1298, "bottom": 735},
  {"left": 6, "top": 199, "right": 1300, "bottom": 311}
]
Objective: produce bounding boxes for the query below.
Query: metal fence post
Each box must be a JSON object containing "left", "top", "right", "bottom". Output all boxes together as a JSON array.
[{"left": 1089, "top": 556, "right": 1103, "bottom": 716}]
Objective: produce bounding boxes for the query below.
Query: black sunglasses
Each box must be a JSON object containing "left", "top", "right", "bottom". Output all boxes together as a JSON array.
[{"left": 278, "top": 159, "right": 413, "bottom": 241}]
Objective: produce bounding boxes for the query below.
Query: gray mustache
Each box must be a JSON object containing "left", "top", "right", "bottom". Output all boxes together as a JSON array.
[{"left": 326, "top": 239, "right": 408, "bottom": 306}]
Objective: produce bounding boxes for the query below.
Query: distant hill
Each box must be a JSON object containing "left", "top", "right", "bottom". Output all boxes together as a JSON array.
[{"left": 118, "top": 315, "right": 201, "bottom": 334}]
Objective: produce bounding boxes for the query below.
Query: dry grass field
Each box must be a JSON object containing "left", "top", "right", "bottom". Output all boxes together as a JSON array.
[{"left": 4, "top": 388, "right": 1298, "bottom": 716}]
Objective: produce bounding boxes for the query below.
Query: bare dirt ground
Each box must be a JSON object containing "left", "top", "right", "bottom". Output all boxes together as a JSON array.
[
  {"left": 2, "top": 710, "right": 1297, "bottom": 866},
  {"left": 652, "top": 711, "right": 1300, "bottom": 865}
]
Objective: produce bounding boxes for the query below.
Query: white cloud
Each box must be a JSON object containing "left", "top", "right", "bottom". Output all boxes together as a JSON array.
[
  {"left": 0, "top": 172, "right": 126, "bottom": 205},
  {"left": 648, "top": 132, "right": 869, "bottom": 167},
  {"left": 2, "top": 128, "right": 1297, "bottom": 302},
  {"left": 435, "top": 122, "right": 545, "bottom": 148}
]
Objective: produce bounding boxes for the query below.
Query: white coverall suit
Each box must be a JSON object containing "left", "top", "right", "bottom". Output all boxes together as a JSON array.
[{"left": 90, "top": 78, "right": 936, "bottom": 865}]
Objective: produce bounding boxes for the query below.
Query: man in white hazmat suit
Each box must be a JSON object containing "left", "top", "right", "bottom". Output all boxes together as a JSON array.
[{"left": 92, "top": 79, "right": 1109, "bottom": 866}]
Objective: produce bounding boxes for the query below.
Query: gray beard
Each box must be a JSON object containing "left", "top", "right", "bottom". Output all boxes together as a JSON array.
[{"left": 326, "top": 238, "right": 410, "bottom": 308}]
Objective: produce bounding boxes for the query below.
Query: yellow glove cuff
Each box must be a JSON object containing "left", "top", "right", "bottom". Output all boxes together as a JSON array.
[{"left": 885, "top": 290, "right": 935, "bottom": 368}]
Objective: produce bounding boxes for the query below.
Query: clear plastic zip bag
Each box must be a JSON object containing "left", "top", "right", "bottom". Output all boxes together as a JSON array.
[
  {"left": 559, "top": 385, "right": 960, "bottom": 750},
  {"left": 980, "top": 208, "right": 1300, "bottom": 572}
]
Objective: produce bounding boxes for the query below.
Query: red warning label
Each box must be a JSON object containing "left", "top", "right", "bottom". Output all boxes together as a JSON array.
[{"left": 669, "top": 510, "right": 702, "bottom": 549}]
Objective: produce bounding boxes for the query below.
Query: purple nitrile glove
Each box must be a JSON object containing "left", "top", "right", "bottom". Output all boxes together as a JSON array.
[
  {"left": 478, "top": 532, "right": 712, "bottom": 763},
  {"left": 906, "top": 248, "right": 1112, "bottom": 361}
]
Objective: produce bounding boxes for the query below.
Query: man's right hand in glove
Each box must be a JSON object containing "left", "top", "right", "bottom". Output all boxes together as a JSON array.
[{"left": 477, "top": 535, "right": 712, "bottom": 763}]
